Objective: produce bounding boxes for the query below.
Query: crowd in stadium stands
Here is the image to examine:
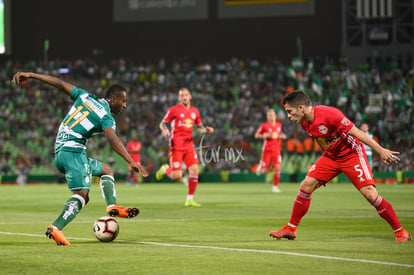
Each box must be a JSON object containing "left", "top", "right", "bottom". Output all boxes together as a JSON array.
[{"left": 0, "top": 54, "right": 413, "bottom": 180}]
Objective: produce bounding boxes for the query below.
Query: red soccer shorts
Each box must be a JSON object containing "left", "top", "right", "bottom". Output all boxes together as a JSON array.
[
  {"left": 260, "top": 151, "right": 282, "bottom": 169},
  {"left": 307, "top": 154, "right": 375, "bottom": 189},
  {"left": 168, "top": 147, "right": 199, "bottom": 171}
]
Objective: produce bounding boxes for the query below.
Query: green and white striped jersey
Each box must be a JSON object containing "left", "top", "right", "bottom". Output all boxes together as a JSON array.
[{"left": 54, "top": 87, "right": 115, "bottom": 153}]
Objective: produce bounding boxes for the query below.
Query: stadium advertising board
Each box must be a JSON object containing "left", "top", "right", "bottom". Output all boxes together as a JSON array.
[
  {"left": 219, "top": 0, "right": 315, "bottom": 18},
  {"left": 114, "top": 0, "right": 208, "bottom": 22}
]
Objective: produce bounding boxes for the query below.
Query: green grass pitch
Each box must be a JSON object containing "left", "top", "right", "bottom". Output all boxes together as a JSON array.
[{"left": 0, "top": 182, "right": 413, "bottom": 274}]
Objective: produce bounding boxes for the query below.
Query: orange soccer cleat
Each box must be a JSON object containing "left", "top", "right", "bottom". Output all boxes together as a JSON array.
[
  {"left": 107, "top": 205, "right": 139, "bottom": 218},
  {"left": 394, "top": 228, "right": 412, "bottom": 242},
  {"left": 45, "top": 224, "right": 71, "bottom": 246},
  {"left": 269, "top": 224, "right": 297, "bottom": 240}
]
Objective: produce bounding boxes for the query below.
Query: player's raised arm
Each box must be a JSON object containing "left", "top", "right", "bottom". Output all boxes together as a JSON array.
[
  {"left": 12, "top": 72, "right": 74, "bottom": 96},
  {"left": 348, "top": 126, "right": 400, "bottom": 165},
  {"left": 104, "top": 128, "right": 148, "bottom": 177}
]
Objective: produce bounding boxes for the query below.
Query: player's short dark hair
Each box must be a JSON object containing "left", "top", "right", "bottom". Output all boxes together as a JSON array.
[
  {"left": 282, "top": 90, "right": 311, "bottom": 107},
  {"left": 179, "top": 87, "right": 190, "bottom": 94},
  {"left": 105, "top": 84, "right": 127, "bottom": 99}
]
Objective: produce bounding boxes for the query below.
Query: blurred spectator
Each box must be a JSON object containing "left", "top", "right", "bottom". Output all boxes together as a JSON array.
[
  {"left": 303, "top": 137, "right": 314, "bottom": 155},
  {"left": 0, "top": 155, "right": 11, "bottom": 175},
  {"left": 14, "top": 152, "right": 32, "bottom": 185}
]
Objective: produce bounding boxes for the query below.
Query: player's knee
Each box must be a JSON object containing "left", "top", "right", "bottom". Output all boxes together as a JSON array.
[
  {"left": 359, "top": 185, "right": 378, "bottom": 203},
  {"left": 74, "top": 190, "right": 90, "bottom": 204},
  {"left": 101, "top": 163, "right": 114, "bottom": 177},
  {"left": 299, "top": 182, "right": 310, "bottom": 193},
  {"left": 170, "top": 171, "right": 182, "bottom": 181},
  {"left": 300, "top": 177, "right": 318, "bottom": 193},
  {"left": 84, "top": 194, "right": 90, "bottom": 204},
  {"left": 188, "top": 164, "right": 198, "bottom": 176}
]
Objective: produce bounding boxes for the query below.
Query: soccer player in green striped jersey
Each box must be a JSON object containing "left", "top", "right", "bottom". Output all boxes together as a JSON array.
[{"left": 12, "top": 72, "right": 148, "bottom": 245}]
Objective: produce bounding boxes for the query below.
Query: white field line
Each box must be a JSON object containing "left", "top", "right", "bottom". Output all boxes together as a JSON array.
[
  {"left": 0, "top": 231, "right": 413, "bottom": 269},
  {"left": 0, "top": 214, "right": 413, "bottom": 225}
]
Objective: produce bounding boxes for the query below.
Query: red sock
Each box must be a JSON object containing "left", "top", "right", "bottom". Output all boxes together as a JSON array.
[
  {"left": 289, "top": 189, "right": 312, "bottom": 226},
  {"left": 273, "top": 171, "right": 280, "bottom": 187},
  {"left": 372, "top": 195, "right": 402, "bottom": 231},
  {"left": 188, "top": 176, "right": 198, "bottom": 195},
  {"left": 165, "top": 168, "right": 172, "bottom": 178}
]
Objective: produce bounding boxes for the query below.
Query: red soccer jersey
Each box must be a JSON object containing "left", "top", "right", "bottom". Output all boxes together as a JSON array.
[
  {"left": 126, "top": 140, "right": 142, "bottom": 163},
  {"left": 300, "top": 105, "right": 362, "bottom": 160},
  {"left": 256, "top": 121, "right": 283, "bottom": 152},
  {"left": 162, "top": 104, "right": 202, "bottom": 150}
]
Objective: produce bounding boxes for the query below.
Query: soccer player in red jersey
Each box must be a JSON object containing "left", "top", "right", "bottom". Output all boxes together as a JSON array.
[
  {"left": 254, "top": 109, "right": 286, "bottom": 193},
  {"left": 155, "top": 88, "right": 214, "bottom": 207},
  {"left": 126, "top": 134, "right": 142, "bottom": 186},
  {"left": 269, "top": 90, "right": 411, "bottom": 242}
]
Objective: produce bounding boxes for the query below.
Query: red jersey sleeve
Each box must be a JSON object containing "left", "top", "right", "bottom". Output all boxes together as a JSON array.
[
  {"left": 194, "top": 108, "right": 202, "bottom": 126},
  {"left": 162, "top": 108, "right": 175, "bottom": 123},
  {"left": 256, "top": 124, "right": 265, "bottom": 135}
]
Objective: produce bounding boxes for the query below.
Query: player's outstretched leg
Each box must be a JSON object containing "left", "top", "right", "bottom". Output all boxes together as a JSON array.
[
  {"left": 156, "top": 164, "right": 170, "bottom": 181},
  {"left": 107, "top": 205, "right": 140, "bottom": 218},
  {"left": 371, "top": 194, "right": 412, "bottom": 242},
  {"left": 394, "top": 228, "right": 412, "bottom": 242},
  {"left": 45, "top": 224, "right": 71, "bottom": 246},
  {"left": 269, "top": 224, "right": 297, "bottom": 240}
]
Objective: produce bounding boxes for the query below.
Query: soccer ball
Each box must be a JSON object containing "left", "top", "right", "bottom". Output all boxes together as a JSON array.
[{"left": 93, "top": 216, "right": 119, "bottom": 242}]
